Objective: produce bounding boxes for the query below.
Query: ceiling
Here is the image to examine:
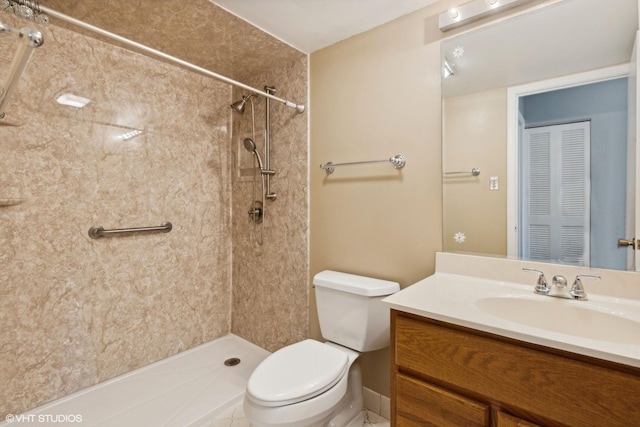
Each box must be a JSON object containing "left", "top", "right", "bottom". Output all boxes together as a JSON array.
[{"left": 209, "top": 0, "right": 440, "bottom": 53}]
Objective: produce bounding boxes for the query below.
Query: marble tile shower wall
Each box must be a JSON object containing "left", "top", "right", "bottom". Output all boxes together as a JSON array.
[
  {"left": 0, "top": 13, "right": 233, "bottom": 416},
  {"left": 230, "top": 59, "right": 309, "bottom": 352}
]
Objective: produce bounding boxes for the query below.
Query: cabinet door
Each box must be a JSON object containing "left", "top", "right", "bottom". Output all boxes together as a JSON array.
[
  {"left": 495, "top": 411, "right": 541, "bottom": 427},
  {"left": 393, "top": 312, "right": 640, "bottom": 426},
  {"left": 396, "top": 373, "right": 490, "bottom": 427}
]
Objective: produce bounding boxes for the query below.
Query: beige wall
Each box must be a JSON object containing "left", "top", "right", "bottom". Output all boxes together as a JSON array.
[
  {"left": 309, "top": 3, "right": 449, "bottom": 395},
  {"left": 443, "top": 88, "right": 508, "bottom": 255},
  {"left": 309, "top": 0, "right": 552, "bottom": 395}
]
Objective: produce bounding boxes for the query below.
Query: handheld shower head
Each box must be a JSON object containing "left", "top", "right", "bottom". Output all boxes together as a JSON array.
[
  {"left": 243, "top": 137, "right": 256, "bottom": 151},
  {"left": 243, "top": 138, "right": 265, "bottom": 171}
]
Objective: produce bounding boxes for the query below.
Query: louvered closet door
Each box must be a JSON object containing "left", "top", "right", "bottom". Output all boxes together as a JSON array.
[{"left": 521, "top": 121, "right": 591, "bottom": 265}]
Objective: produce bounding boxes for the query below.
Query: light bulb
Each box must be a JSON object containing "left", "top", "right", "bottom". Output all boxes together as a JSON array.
[{"left": 447, "top": 7, "right": 460, "bottom": 19}]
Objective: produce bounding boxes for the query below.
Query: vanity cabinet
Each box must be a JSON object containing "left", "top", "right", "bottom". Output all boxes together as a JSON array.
[{"left": 391, "top": 310, "right": 640, "bottom": 427}]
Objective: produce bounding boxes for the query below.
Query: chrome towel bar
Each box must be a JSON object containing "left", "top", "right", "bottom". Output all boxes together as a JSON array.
[
  {"left": 88, "top": 221, "right": 172, "bottom": 239},
  {"left": 443, "top": 168, "right": 480, "bottom": 176},
  {"left": 320, "top": 154, "right": 406, "bottom": 174}
]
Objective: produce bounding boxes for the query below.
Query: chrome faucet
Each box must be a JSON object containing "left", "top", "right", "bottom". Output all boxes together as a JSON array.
[
  {"left": 522, "top": 268, "right": 550, "bottom": 295},
  {"left": 523, "top": 268, "right": 600, "bottom": 301},
  {"left": 568, "top": 275, "right": 601, "bottom": 301},
  {"left": 550, "top": 274, "right": 570, "bottom": 299}
]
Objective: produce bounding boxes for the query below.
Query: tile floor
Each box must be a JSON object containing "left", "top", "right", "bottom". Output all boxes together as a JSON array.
[{"left": 202, "top": 401, "right": 390, "bottom": 427}]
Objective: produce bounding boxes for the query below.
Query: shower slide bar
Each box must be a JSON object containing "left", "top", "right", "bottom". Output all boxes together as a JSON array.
[
  {"left": 88, "top": 221, "right": 172, "bottom": 239},
  {"left": 320, "top": 154, "right": 406, "bottom": 175},
  {"left": 35, "top": 5, "right": 305, "bottom": 114},
  {"left": 0, "top": 21, "right": 43, "bottom": 119},
  {"left": 443, "top": 168, "right": 481, "bottom": 176}
]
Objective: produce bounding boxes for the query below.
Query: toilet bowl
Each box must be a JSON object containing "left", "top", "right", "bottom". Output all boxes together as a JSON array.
[
  {"left": 244, "top": 271, "right": 399, "bottom": 427},
  {"left": 244, "top": 340, "right": 362, "bottom": 427}
]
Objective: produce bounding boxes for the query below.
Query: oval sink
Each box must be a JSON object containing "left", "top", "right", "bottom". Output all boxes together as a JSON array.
[{"left": 476, "top": 297, "right": 640, "bottom": 344}]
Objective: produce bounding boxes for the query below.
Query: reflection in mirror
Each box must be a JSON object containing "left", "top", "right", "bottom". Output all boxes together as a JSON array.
[{"left": 441, "top": 0, "right": 639, "bottom": 271}]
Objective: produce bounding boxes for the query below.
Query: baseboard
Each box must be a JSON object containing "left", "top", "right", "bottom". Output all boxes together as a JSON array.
[{"left": 362, "top": 387, "right": 390, "bottom": 419}]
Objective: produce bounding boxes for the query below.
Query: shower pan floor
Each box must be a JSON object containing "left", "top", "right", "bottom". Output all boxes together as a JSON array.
[{"left": 13, "top": 334, "right": 269, "bottom": 427}]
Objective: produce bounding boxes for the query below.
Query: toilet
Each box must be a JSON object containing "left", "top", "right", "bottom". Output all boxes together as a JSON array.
[{"left": 243, "top": 270, "right": 400, "bottom": 427}]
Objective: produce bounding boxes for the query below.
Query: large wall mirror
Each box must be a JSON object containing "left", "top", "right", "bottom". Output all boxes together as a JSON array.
[{"left": 441, "top": 0, "right": 639, "bottom": 271}]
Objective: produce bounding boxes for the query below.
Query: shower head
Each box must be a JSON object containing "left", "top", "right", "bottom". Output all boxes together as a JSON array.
[
  {"left": 230, "top": 94, "right": 256, "bottom": 114},
  {"left": 243, "top": 138, "right": 265, "bottom": 171},
  {"left": 243, "top": 137, "right": 257, "bottom": 152}
]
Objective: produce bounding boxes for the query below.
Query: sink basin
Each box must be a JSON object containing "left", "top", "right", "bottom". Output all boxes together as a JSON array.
[
  {"left": 476, "top": 297, "right": 640, "bottom": 344},
  {"left": 383, "top": 268, "right": 640, "bottom": 368}
]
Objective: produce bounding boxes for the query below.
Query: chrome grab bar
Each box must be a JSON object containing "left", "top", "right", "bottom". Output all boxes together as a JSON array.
[
  {"left": 443, "top": 168, "right": 480, "bottom": 176},
  {"left": 320, "top": 154, "right": 406, "bottom": 174},
  {"left": 88, "top": 221, "right": 172, "bottom": 239}
]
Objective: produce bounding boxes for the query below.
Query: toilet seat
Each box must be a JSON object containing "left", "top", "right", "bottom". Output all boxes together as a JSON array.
[{"left": 246, "top": 339, "right": 349, "bottom": 407}]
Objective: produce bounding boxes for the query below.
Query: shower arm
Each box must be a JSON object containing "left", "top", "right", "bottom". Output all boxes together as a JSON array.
[{"left": 35, "top": 5, "right": 306, "bottom": 114}]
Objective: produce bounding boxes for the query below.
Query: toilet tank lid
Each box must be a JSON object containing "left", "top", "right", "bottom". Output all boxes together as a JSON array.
[{"left": 313, "top": 270, "right": 400, "bottom": 296}]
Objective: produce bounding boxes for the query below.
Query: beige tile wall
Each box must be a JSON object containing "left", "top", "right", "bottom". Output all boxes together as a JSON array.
[
  {"left": 42, "top": 0, "right": 304, "bottom": 84},
  {"left": 0, "top": 4, "right": 308, "bottom": 417},
  {"left": 230, "top": 58, "right": 309, "bottom": 352}
]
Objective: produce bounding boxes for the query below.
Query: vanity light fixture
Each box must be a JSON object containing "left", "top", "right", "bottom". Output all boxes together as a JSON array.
[
  {"left": 439, "top": 0, "right": 534, "bottom": 31},
  {"left": 55, "top": 93, "right": 91, "bottom": 108}
]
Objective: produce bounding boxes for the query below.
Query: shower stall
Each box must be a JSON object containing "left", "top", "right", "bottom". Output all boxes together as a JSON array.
[{"left": 0, "top": 3, "right": 309, "bottom": 419}]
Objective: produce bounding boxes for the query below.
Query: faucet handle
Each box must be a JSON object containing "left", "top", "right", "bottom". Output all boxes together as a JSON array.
[
  {"left": 570, "top": 275, "right": 600, "bottom": 301},
  {"left": 552, "top": 275, "right": 568, "bottom": 288},
  {"left": 523, "top": 268, "right": 550, "bottom": 295}
]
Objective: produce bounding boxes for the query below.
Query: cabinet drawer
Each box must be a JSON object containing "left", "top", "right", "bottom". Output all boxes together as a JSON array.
[
  {"left": 396, "top": 373, "right": 490, "bottom": 427},
  {"left": 394, "top": 312, "right": 640, "bottom": 427},
  {"left": 495, "top": 411, "right": 541, "bottom": 427}
]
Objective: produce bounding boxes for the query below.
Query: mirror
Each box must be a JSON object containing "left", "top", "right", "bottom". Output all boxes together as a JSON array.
[{"left": 441, "top": 0, "right": 639, "bottom": 271}]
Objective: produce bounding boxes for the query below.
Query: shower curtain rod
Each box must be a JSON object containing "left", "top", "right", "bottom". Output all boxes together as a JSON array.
[{"left": 37, "top": 5, "right": 306, "bottom": 114}]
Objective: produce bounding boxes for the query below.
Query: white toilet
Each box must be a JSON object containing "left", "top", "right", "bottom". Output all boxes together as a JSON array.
[{"left": 243, "top": 270, "right": 400, "bottom": 427}]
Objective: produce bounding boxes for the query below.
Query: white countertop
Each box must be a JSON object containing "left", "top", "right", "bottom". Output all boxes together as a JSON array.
[{"left": 383, "top": 272, "right": 640, "bottom": 368}]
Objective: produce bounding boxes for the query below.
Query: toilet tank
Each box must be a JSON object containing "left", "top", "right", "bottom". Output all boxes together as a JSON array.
[{"left": 313, "top": 270, "right": 400, "bottom": 352}]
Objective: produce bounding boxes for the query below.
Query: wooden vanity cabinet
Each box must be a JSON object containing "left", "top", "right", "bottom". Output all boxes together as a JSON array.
[{"left": 391, "top": 310, "right": 640, "bottom": 427}]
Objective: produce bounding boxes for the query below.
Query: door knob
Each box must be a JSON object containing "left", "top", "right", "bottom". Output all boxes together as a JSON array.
[{"left": 618, "top": 238, "right": 637, "bottom": 249}]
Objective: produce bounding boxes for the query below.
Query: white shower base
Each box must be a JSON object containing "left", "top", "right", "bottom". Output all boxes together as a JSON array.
[{"left": 4, "top": 334, "right": 269, "bottom": 427}]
